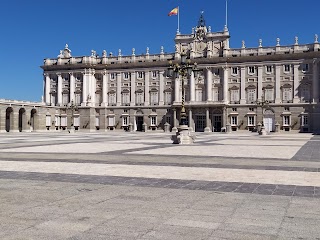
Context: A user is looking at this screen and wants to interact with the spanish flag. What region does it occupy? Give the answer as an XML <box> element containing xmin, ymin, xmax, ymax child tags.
<box><xmin>168</xmin><ymin>7</ymin><xmax>178</xmax><ymax>16</ymax></box>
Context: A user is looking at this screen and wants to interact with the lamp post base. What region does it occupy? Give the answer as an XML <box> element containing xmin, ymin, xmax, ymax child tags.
<box><xmin>68</xmin><ymin>127</ymin><xmax>75</xmax><ymax>134</ymax></box>
<box><xmin>259</xmin><ymin>126</ymin><xmax>267</xmax><ymax>136</ymax></box>
<box><xmin>171</xmin><ymin>125</ymin><xmax>196</xmax><ymax>144</ymax></box>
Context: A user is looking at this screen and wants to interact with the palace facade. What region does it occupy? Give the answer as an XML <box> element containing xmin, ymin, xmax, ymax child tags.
<box><xmin>2</xmin><ymin>14</ymin><xmax>320</xmax><ymax>133</ymax></box>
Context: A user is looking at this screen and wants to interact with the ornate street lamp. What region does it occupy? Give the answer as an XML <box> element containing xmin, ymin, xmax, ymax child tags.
<box><xmin>167</xmin><ymin>52</ymin><xmax>201</xmax><ymax>126</ymax></box>
<box><xmin>167</xmin><ymin>51</ymin><xmax>201</xmax><ymax>144</ymax></box>
<box><xmin>256</xmin><ymin>93</ymin><xmax>269</xmax><ymax>135</ymax></box>
<box><xmin>69</xmin><ymin>99</ymin><xmax>78</xmax><ymax>133</ymax></box>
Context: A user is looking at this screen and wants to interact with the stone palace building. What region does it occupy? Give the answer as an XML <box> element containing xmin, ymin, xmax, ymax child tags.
<box><xmin>1</xmin><ymin>14</ymin><xmax>320</xmax><ymax>133</ymax></box>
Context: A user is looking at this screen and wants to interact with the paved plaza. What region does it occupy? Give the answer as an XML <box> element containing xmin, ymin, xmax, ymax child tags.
<box><xmin>0</xmin><ymin>131</ymin><xmax>320</xmax><ymax>239</ymax></box>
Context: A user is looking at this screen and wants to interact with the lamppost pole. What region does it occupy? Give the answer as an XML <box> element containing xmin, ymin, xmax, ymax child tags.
<box><xmin>167</xmin><ymin>51</ymin><xmax>200</xmax><ymax>144</ymax></box>
<box><xmin>69</xmin><ymin>99</ymin><xmax>77</xmax><ymax>133</ymax></box>
<box><xmin>256</xmin><ymin>93</ymin><xmax>269</xmax><ymax>135</ymax></box>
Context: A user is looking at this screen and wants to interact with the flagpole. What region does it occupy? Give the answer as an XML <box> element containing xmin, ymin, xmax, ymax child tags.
<box><xmin>177</xmin><ymin>6</ymin><xmax>180</xmax><ymax>34</ymax></box>
<box><xmin>225</xmin><ymin>0</ymin><xmax>228</xmax><ymax>27</ymax></box>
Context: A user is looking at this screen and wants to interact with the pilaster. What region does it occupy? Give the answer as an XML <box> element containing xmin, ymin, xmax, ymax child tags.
<box><xmin>204</xmin><ymin>108</ymin><xmax>211</xmax><ymax>132</ymax></box>
<box><xmin>174</xmin><ymin>77</ymin><xmax>180</xmax><ymax>103</ymax></box>
<box><xmin>293</xmin><ymin>64</ymin><xmax>300</xmax><ymax>103</ymax></box>
<box><xmin>190</xmin><ymin>72</ymin><xmax>195</xmax><ymax>102</ymax></box>
<box><xmin>144</xmin><ymin>71</ymin><xmax>150</xmax><ymax>106</ymax></box>
<box><xmin>101</xmin><ymin>70</ymin><xmax>108</xmax><ymax>107</ymax></box>
<box><xmin>57</xmin><ymin>73</ymin><xmax>62</xmax><ymax>106</ymax></box>
<box><xmin>82</xmin><ymin>71</ymin><xmax>88</xmax><ymax>106</ymax></box>
<box><xmin>159</xmin><ymin>71</ymin><xmax>164</xmax><ymax>105</ymax></box>
<box><xmin>223</xmin><ymin>67</ymin><xmax>229</xmax><ymax>104</ymax></box>
<box><xmin>313</xmin><ymin>60</ymin><xmax>319</xmax><ymax>103</ymax></box>
<box><xmin>44</xmin><ymin>73</ymin><xmax>51</xmax><ymax>105</ymax></box>
<box><xmin>116</xmin><ymin>72</ymin><xmax>121</xmax><ymax>106</ymax></box>
<box><xmin>257</xmin><ymin>66</ymin><xmax>263</xmax><ymax>101</ymax></box>
<box><xmin>275</xmin><ymin>65</ymin><xmax>281</xmax><ymax>103</ymax></box>
<box><xmin>206</xmin><ymin>68</ymin><xmax>213</xmax><ymax>101</ymax></box>
<box><xmin>240</xmin><ymin>67</ymin><xmax>246</xmax><ymax>104</ymax></box>
<box><xmin>69</xmin><ymin>72</ymin><xmax>75</xmax><ymax>104</ymax></box>
<box><xmin>131</xmin><ymin>72</ymin><xmax>136</xmax><ymax>106</ymax></box>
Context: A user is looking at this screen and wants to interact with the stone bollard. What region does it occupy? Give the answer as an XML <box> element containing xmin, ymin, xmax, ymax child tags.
<box><xmin>164</xmin><ymin>122</ymin><xmax>171</xmax><ymax>133</ymax></box>
<box><xmin>226</xmin><ymin>123</ymin><xmax>232</xmax><ymax>133</ymax></box>
<box><xmin>275</xmin><ymin>122</ymin><xmax>280</xmax><ymax>133</ymax></box>
<box><xmin>128</xmin><ymin>123</ymin><xmax>133</xmax><ymax>132</ymax></box>
<box><xmin>142</xmin><ymin>123</ymin><xmax>147</xmax><ymax>132</ymax></box>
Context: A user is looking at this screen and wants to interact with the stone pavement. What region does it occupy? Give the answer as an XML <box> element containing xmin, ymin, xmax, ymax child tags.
<box><xmin>0</xmin><ymin>131</ymin><xmax>320</xmax><ymax>239</ymax></box>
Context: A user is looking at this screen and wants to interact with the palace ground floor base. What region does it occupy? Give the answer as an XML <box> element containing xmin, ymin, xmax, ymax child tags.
<box><xmin>0</xmin><ymin>132</ymin><xmax>320</xmax><ymax>239</ymax></box>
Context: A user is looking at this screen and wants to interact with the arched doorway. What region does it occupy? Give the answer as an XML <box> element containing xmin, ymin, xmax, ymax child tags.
<box><xmin>134</xmin><ymin>109</ymin><xmax>144</xmax><ymax>131</ymax></box>
<box><xmin>212</xmin><ymin>109</ymin><xmax>223</xmax><ymax>132</ymax></box>
<box><xmin>18</xmin><ymin>108</ymin><xmax>26</xmax><ymax>132</ymax></box>
<box><xmin>30</xmin><ymin>109</ymin><xmax>37</xmax><ymax>131</ymax></box>
<box><xmin>263</xmin><ymin>109</ymin><xmax>275</xmax><ymax>132</ymax></box>
<box><xmin>5</xmin><ymin>107</ymin><xmax>13</xmax><ymax>132</ymax></box>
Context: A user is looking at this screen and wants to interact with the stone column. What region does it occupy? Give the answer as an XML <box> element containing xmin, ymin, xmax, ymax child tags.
<box><xmin>206</xmin><ymin>68</ymin><xmax>213</xmax><ymax>101</ymax></box>
<box><xmin>204</xmin><ymin>108</ymin><xmax>211</xmax><ymax>132</ymax></box>
<box><xmin>223</xmin><ymin>107</ymin><xmax>227</xmax><ymax>128</ymax></box>
<box><xmin>313</xmin><ymin>60</ymin><xmax>319</xmax><ymax>103</ymax></box>
<box><xmin>116</xmin><ymin>72</ymin><xmax>121</xmax><ymax>106</ymax></box>
<box><xmin>82</xmin><ymin>71</ymin><xmax>88</xmax><ymax>106</ymax></box>
<box><xmin>144</xmin><ymin>71</ymin><xmax>150</xmax><ymax>106</ymax></box>
<box><xmin>275</xmin><ymin>65</ymin><xmax>281</xmax><ymax>103</ymax></box>
<box><xmin>159</xmin><ymin>71</ymin><xmax>164</xmax><ymax>105</ymax></box>
<box><xmin>240</xmin><ymin>67</ymin><xmax>246</xmax><ymax>104</ymax></box>
<box><xmin>69</xmin><ymin>72</ymin><xmax>75</xmax><ymax>104</ymax></box>
<box><xmin>90</xmin><ymin>72</ymin><xmax>96</xmax><ymax>107</ymax></box>
<box><xmin>174</xmin><ymin>77</ymin><xmax>180</xmax><ymax>103</ymax></box>
<box><xmin>12</xmin><ymin>111</ymin><xmax>19</xmax><ymax>133</ymax></box>
<box><xmin>172</xmin><ymin>108</ymin><xmax>178</xmax><ymax>132</ymax></box>
<box><xmin>188</xmin><ymin>108</ymin><xmax>194</xmax><ymax>131</ymax></box>
<box><xmin>190</xmin><ymin>72</ymin><xmax>195</xmax><ymax>102</ymax></box>
<box><xmin>293</xmin><ymin>64</ymin><xmax>300</xmax><ymax>103</ymax></box>
<box><xmin>44</xmin><ymin>73</ymin><xmax>51</xmax><ymax>105</ymax></box>
<box><xmin>102</xmin><ymin>70</ymin><xmax>108</xmax><ymax>107</ymax></box>
<box><xmin>223</xmin><ymin>67</ymin><xmax>229</xmax><ymax>104</ymax></box>
<box><xmin>131</xmin><ymin>72</ymin><xmax>136</xmax><ymax>106</ymax></box>
<box><xmin>57</xmin><ymin>73</ymin><xmax>62</xmax><ymax>106</ymax></box>
<box><xmin>257</xmin><ymin>66</ymin><xmax>263</xmax><ymax>101</ymax></box>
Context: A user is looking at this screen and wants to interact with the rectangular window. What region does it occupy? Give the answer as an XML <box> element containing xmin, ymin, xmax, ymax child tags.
<box><xmin>302</xmin><ymin>64</ymin><xmax>309</xmax><ymax>72</ymax></box>
<box><xmin>232</xmin><ymin>108</ymin><xmax>237</xmax><ymax>112</ymax></box>
<box><xmin>164</xmin><ymin>92</ymin><xmax>172</xmax><ymax>105</ymax></box>
<box><xmin>249</xmin><ymin>107</ymin><xmax>255</xmax><ymax>112</ymax></box>
<box><xmin>232</xmin><ymin>67</ymin><xmax>238</xmax><ymax>75</ymax></box>
<box><xmin>248</xmin><ymin>116</ymin><xmax>255</xmax><ymax>126</ymax></box>
<box><xmin>231</xmin><ymin>116</ymin><xmax>238</xmax><ymax>126</ymax></box>
<box><xmin>108</xmin><ymin>117</ymin><xmax>115</xmax><ymax>127</ymax></box>
<box><xmin>151</xmin><ymin>116</ymin><xmax>157</xmax><ymax>126</ymax></box>
<box><xmin>152</xmin><ymin>71</ymin><xmax>157</xmax><ymax>78</ymax></box>
<box><xmin>95</xmin><ymin>116</ymin><xmax>100</xmax><ymax>127</ymax></box>
<box><xmin>301</xmin><ymin>115</ymin><xmax>308</xmax><ymax>126</ymax></box>
<box><xmin>196</xmin><ymin>89</ymin><xmax>203</xmax><ymax>101</ymax></box>
<box><xmin>136</xmin><ymin>92</ymin><xmax>144</xmax><ymax>104</ymax></box>
<box><xmin>124</xmin><ymin>72</ymin><xmax>129</xmax><ymax>79</ymax></box>
<box><xmin>166</xmin><ymin>116</ymin><xmax>171</xmax><ymax>125</ymax></box>
<box><xmin>110</xmin><ymin>73</ymin><xmax>115</xmax><ymax>80</ymax></box>
<box><xmin>284</xmin><ymin>64</ymin><xmax>290</xmax><ymax>72</ymax></box>
<box><xmin>283</xmin><ymin>115</ymin><xmax>290</xmax><ymax>126</ymax></box>
<box><xmin>108</xmin><ymin>93</ymin><xmax>116</xmax><ymax>105</ymax></box>
<box><xmin>46</xmin><ymin>115</ymin><xmax>51</xmax><ymax>127</ymax></box>
<box><xmin>264</xmin><ymin>88</ymin><xmax>274</xmax><ymax>101</ymax></box>
<box><xmin>248</xmin><ymin>66</ymin><xmax>255</xmax><ymax>74</ymax></box>
<box><xmin>214</xmin><ymin>68</ymin><xmax>220</xmax><ymax>76</ymax></box>
<box><xmin>230</xmin><ymin>89</ymin><xmax>240</xmax><ymax>102</ymax></box>
<box><xmin>301</xmin><ymin>87</ymin><xmax>310</xmax><ymax>102</ymax></box>
<box><xmin>266</xmin><ymin>66</ymin><xmax>272</xmax><ymax>73</ymax></box>
<box><xmin>138</xmin><ymin>72</ymin><xmax>144</xmax><ymax>79</ymax></box>
<box><xmin>213</xmin><ymin>88</ymin><xmax>221</xmax><ymax>101</ymax></box>
<box><xmin>121</xmin><ymin>93</ymin><xmax>130</xmax><ymax>105</ymax></box>
<box><xmin>150</xmin><ymin>92</ymin><xmax>159</xmax><ymax>105</ymax></box>
<box><xmin>247</xmin><ymin>89</ymin><xmax>256</xmax><ymax>102</ymax></box>
<box><xmin>122</xmin><ymin>116</ymin><xmax>128</xmax><ymax>126</ymax></box>
<box><xmin>282</xmin><ymin>88</ymin><xmax>292</xmax><ymax>101</ymax></box>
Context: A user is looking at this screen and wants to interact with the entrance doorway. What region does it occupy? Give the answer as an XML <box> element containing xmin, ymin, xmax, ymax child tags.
<box><xmin>19</xmin><ymin>108</ymin><xmax>26</xmax><ymax>132</ymax></box>
<box><xmin>213</xmin><ymin>115</ymin><xmax>222</xmax><ymax>132</ymax></box>
<box><xmin>136</xmin><ymin>116</ymin><xmax>144</xmax><ymax>131</ymax></box>
<box><xmin>6</xmin><ymin>107</ymin><xmax>13</xmax><ymax>132</ymax></box>
<box><xmin>263</xmin><ymin>110</ymin><xmax>275</xmax><ymax>132</ymax></box>
<box><xmin>195</xmin><ymin>115</ymin><xmax>205</xmax><ymax>132</ymax></box>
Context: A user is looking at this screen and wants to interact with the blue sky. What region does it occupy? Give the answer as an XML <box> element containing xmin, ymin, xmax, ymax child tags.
<box><xmin>0</xmin><ymin>0</ymin><xmax>318</xmax><ymax>102</ymax></box>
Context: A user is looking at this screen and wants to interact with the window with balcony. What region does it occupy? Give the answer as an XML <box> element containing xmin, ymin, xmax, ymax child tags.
<box><xmin>121</xmin><ymin>91</ymin><xmax>130</xmax><ymax>105</ymax></box>
<box><xmin>248</xmin><ymin>116</ymin><xmax>255</xmax><ymax>126</ymax></box>
<box><xmin>282</xmin><ymin>86</ymin><xmax>292</xmax><ymax>102</ymax></box>
<box><xmin>230</xmin><ymin>89</ymin><xmax>240</xmax><ymax>103</ymax></box>
<box><xmin>164</xmin><ymin>91</ymin><xmax>172</xmax><ymax>105</ymax></box>
<box><xmin>247</xmin><ymin>88</ymin><xmax>256</xmax><ymax>103</ymax></box>
<box><xmin>150</xmin><ymin>90</ymin><xmax>159</xmax><ymax>105</ymax></box>
<box><xmin>136</xmin><ymin>91</ymin><xmax>144</xmax><ymax>105</ymax></box>
<box><xmin>108</xmin><ymin>93</ymin><xmax>116</xmax><ymax>105</ymax></box>
<box><xmin>264</xmin><ymin>87</ymin><xmax>274</xmax><ymax>102</ymax></box>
